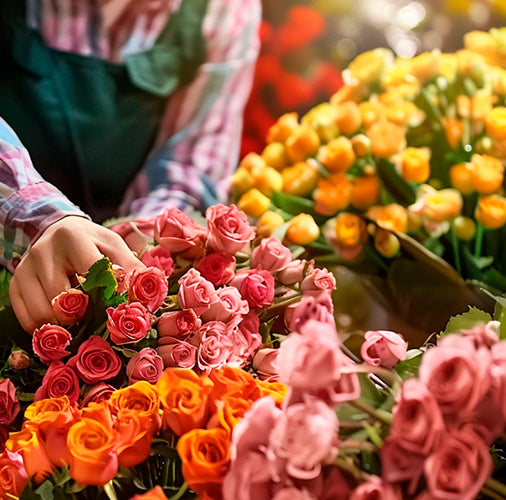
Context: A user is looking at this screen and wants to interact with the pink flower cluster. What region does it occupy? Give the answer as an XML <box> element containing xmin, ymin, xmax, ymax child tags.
<box><xmin>381</xmin><ymin>321</ymin><xmax>505</xmax><ymax>500</ymax></box>
<box><xmin>223</xmin><ymin>319</ymin><xmax>360</xmax><ymax>500</ymax></box>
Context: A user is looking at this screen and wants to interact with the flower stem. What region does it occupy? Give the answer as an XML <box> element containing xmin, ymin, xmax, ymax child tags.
<box><xmin>474</xmin><ymin>222</ymin><xmax>484</xmax><ymax>258</ymax></box>
<box><xmin>349</xmin><ymin>399</ymin><xmax>392</xmax><ymax>425</ymax></box>
<box><xmin>483</xmin><ymin>478</ymin><xmax>506</xmax><ymax>499</ymax></box>
<box><xmin>170</xmin><ymin>482</ymin><xmax>189</xmax><ymax>500</ymax></box>
<box><xmin>450</xmin><ymin>227</ymin><xmax>462</xmax><ymax>276</ymax></box>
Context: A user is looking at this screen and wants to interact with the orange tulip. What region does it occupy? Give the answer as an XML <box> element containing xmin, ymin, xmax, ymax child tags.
<box><xmin>350</xmin><ymin>175</ymin><xmax>380</xmax><ymax>210</ymax></box>
<box><xmin>313</xmin><ymin>173</ymin><xmax>351</xmax><ymax>215</ymax></box>
<box><xmin>285</xmin><ymin>213</ymin><xmax>320</xmax><ymax>245</ymax></box>
<box><xmin>334</xmin><ymin>213</ymin><xmax>368</xmax><ymax>247</ymax></box>
<box><xmin>267</xmin><ymin>112</ymin><xmax>300</xmax><ymax>143</ymax></box>
<box><xmin>285</xmin><ymin>125</ymin><xmax>321</xmax><ymax>163</ymax></box>
<box><xmin>470</xmin><ymin>153</ymin><xmax>504</xmax><ymax>194</ymax></box>
<box><xmin>335</xmin><ymin>101</ymin><xmax>362</xmax><ymax>135</ymax></box>
<box><xmin>475</xmin><ymin>195</ymin><xmax>506</xmax><ymax>229</ymax></box>
<box><xmin>238</xmin><ymin>152</ymin><xmax>266</xmax><ymax>172</ymax></box>
<box><xmin>449</xmin><ymin>163</ymin><xmax>475</xmax><ymax>195</ymax></box>
<box><xmin>399</xmin><ymin>147</ymin><xmax>431</xmax><ymax>184</ymax></box>
<box><xmin>485</xmin><ymin>106</ymin><xmax>506</xmax><ymax>159</ymax></box>
<box><xmin>359</xmin><ymin>100</ymin><xmax>386</xmax><ymax>129</ymax></box>
<box><xmin>366</xmin><ymin>120</ymin><xmax>407</xmax><ymax>159</ymax></box>
<box><xmin>177</xmin><ymin>428</ymin><xmax>230</xmax><ymax>499</ymax></box>
<box><xmin>442</xmin><ymin>116</ymin><xmax>463</xmax><ymax>150</ymax></box>
<box><xmin>157</xmin><ymin>368</ymin><xmax>214</xmax><ymax>436</ymax></box>
<box><xmin>251</xmin><ymin>166</ymin><xmax>283</xmax><ymax>197</ymax></box>
<box><xmin>281</xmin><ymin>161</ymin><xmax>319</xmax><ymax>196</ymax></box>
<box><xmin>376</xmin><ymin>204</ymin><xmax>408</xmax><ymax>233</ymax></box>
<box><xmin>317</xmin><ymin>136</ymin><xmax>356</xmax><ymax>173</ymax></box>
<box><xmin>423</xmin><ymin>189</ymin><xmax>463</xmax><ymax>222</ymax></box>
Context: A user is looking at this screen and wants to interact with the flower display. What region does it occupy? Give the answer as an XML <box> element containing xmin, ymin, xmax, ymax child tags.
<box><xmin>232</xmin><ymin>26</ymin><xmax>506</xmax><ymax>297</ymax></box>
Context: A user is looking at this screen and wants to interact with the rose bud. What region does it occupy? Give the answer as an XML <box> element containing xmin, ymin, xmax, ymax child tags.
<box><xmin>8</xmin><ymin>350</ymin><xmax>31</xmax><ymax>370</ymax></box>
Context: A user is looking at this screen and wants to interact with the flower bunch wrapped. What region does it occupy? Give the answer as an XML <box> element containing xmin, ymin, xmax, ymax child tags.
<box><xmin>231</xmin><ymin>26</ymin><xmax>506</xmax><ymax>297</ymax></box>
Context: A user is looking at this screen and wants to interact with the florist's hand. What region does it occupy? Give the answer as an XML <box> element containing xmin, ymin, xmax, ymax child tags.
<box><xmin>9</xmin><ymin>216</ymin><xmax>146</xmax><ymax>334</ymax></box>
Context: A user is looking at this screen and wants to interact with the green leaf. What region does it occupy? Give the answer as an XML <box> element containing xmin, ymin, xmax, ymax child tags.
<box><xmin>375</xmin><ymin>159</ymin><xmax>416</xmax><ymax>206</ymax></box>
<box><xmin>394</xmin><ymin>349</ymin><xmax>424</xmax><ymax>380</ymax></box>
<box><xmin>103</xmin><ymin>481</ymin><xmax>118</xmax><ymax>500</ymax></box>
<box><xmin>0</xmin><ymin>267</ymin><xmax>13</xmax><ymax>309</ymax></box>
<box><xmin>442</xmin><ymin>306</ymin><xmax>492</xmax><ymax>336</ymax></box>
<box><xmin>81</xmin><ymin>257</ymin><xmax>117</xmax><ymax>300</ymax></box>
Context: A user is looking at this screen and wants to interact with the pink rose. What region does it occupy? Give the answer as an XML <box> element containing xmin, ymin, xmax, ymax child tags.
<box><xmin>0</xmin><ymin>449</ymin><xmax>29</xmax><ymax>498</ymax></box>
<box><xmin>225</xmin><ymin>313</ymin><xmax>262</xmax><ymax>367</ymax></box>
<box><xmin>360</xmin><ymin>330</ymin><xmax>408</xmax><ymax>368</ymax></box>
<box><xmin>251</xmin><ymin>235</ymin><xmax>292</xmax><ymax>273</ymax></box>
<box><xmin>69</xmin><ymin>336</ymin><xmax>122</xmax><ymax>385</ymax></box>
<box><xmin>109</xmin><ymin>217</ymin><xmax>155</xmax><ymax>252</ymax></box>
<box><xmin>491</xmin><ymin>340</ymin><xmax>506</xmax><ymax>420</ymax></box>
<box><xmin>349</xmin><ymin>475</ymin><xmax>402</xmax><ymax>500</ymax></box>
<box><xmin>389</xmin><ymin>378</ymin><xmax>444</xmax><ymax>455</ymax></box>
<box><xmin>252</xmin><ymin>348</ymin><xmax>279</xmax><ymax>380</ymax></box>
<box><xmin>195</xmin><ymin>252</ymin><xmax>236</xmax><ymax>286</ymax></box>
<box><xmin>380</xmin><ymin>436</ymin><xmax>425</xmax><ymax>485</ymax></box>
<box><xmin>277</xmin><ymin>259</ymin><xmax>313</xmax><ymax>286</ymax></box>
<box><xmin>32</xmin><ymin>324</ymin><xmax>72</xmax><ymax>364</ymax></box>
<box><xmin>0</xmin><ymin>379</ymin><xmax>20</xmax><ymax>426</ymax></box>
<box><xmin>276</xmin><ymin>320</ymin><xmax>348</xmax><ymax>391</ymax></box>
<box><xmin>459</xmin><ymin>320</ymin><xmax>500</xmax><ymax>348</ymax></box>
<box><xmin>206</xmin><ymin>204</ymin><xmax>255</xmax><ymax>254</ymax></box>
<box><xmin>157</xmin><ymin>310</ymin><xmax>201</xmax><ymax>340</ymax></box>
<box><xmin>201</xmin><ymin>286</ymin><xmax>249</xmax><ymax>323</ymax></box>
<box><xmin>107</xmin><ymin>302</ymin><xmax>152</xmax><ymax>345</ymax></box>
<box><xmin>197</xmin><ymin>330</ymin><xmax>233</xmax><ymax>373</ymax></box>
<box><xmin>424</xmin><ymin>429</ymin><xmax>493</xmax><ymax>500</ymax></box>
<box><xmin>300</xmin><ymin>267</ymin><xmax>337</xmax><ymax>296</ymax></box>
<box><xmin>285</xmin><ymin>294</ymin><xmax>335</xmax><ymax>332</ymax></box>
<box><xmin>268</xmin><ymin>399</ymin><xmax>338</xmax><ymax>480</ymax></box>
<box><xmin>299</xmin><ymin>370</ymin><xmax>360</xmax><ymax>407</ymax></box>
<box><xmin>320</xmin><ymin>466</ymin><xmax>354</xmax><ymax>500</ymax></box>
<box><xmin>34</xmin><ymin>361</ymin><xmax>80</xmax><ymax>403</ymax></box>
<box><xmin>419</xmin><ymin>334</ymin><xmax>491</xmax><ymax>416</ymax></box>
<box><xmin>80</xmin><ymin>382</ymin><xmax>116</xmax><ymax>407</ymax></box>
<box><xmin>272</xmin><ymin>487</ymin><xmax>313</xmax><ymax>500</ymax></box>
<box><xmin>127</xmin><ymin>266</ymin><xmax>168</xmax><ymax>313</ymax></box>
<box><xmin>141</xmin><ymin>245</ymin><xmax>174</xmax><ymax>276</ymax></box>
<box><xmin>231</xmin><ymin>269</ymin><xmax>275</xmax><ymax>309</ymax></box>
<box><xmin>51</xmin><ymin>289</ymin><xmax>89</xmax><ymax>326</ymax></box>
<box><xmin>177</xmin><ymin>269</ymin><xmax>219</xmax><ymax>316</ymax></box>
<box><xmin>156</xmin><ymin>338</ymin><xmax>197</xmax><ymax>369</ymax></box>
<box><xmin>126</xmin><ymin>348</ymin><xmax>164</xmax><ymax>385</ymax></box>
<box><xmin>7</xmin><ymin>350</ymin><xmax>31</xmax><ymax>370</ymax></box>
<box><xmin>154</xmin><ymin>207</ymin><xmax>207</xmax><ymax>255</ymax></box>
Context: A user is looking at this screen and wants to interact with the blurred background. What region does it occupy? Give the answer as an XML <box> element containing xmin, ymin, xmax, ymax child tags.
<box><xmin>241</xmin><ymin>0</ymin><xmax>506</xmax><ymax>156</ymax></box>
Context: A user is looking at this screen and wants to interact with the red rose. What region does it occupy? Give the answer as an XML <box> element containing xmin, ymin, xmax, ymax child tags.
<box><xmin>157</xmin><ymin>310</ymin><xmax>201</xmax><ymax>340</ymax></box>
<box><xmin>107</xmin><ymin>302</ymin><xmax>152</xmax><ymax>345</ymax></box>
<box><xmin>34</xmin><ymin>361</ymin><xmax>80</xmax><ymax>403</ymax></box>
<box><xmin>195</xmin><ymin>252</ymin><xmax>236</xmax><ymax>286</ymax></box>
<box><xmin>0</xmin><ymin>379</ymin><xmax>20</xmax><ymax>426</ymax></box>
<box><xmin>51</xmin><ymin>289</ymin><xmax>89</xmax><ymax>326</ymax></box>
<box><xmin>126</xmin><ymin>348</ymin><xmax>164</xmax><ymax>385</ymax></box>
<box><xmin>206</xmin><ymin>204</ymin><xmax>255</xmax><ymax>255</ymax></box>
<box><xmin>231</xmin><ymin>269</ymin><xmax>275</xmax><ymax>309</ymax></box>
<box><xmin>141</xmin><ymin>245</ymin><xmax>174</xmax><ymax>276</ymax></box>
<box><xmin>32</xmin><ymin>324</ymin><xmax>72</xmax><ymax>364</ymax></box>
<box><xmin>128</xmin><ymin>266</ymin><xmax>168</xmax><ymax>313</ymax></box>
<box><xmin>69</xmin><ymin>336</ymin><xmax>122</xmax><ymax>384</ymax></box>
<box><xmin>177</xmin><ymin>269</ymin><xmax>219</xmax><ymax>316</ymax></box>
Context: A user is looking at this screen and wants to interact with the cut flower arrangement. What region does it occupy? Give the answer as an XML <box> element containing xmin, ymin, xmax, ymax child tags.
<box><xmin>0</xmin><ymin>204</ymin><xmax>504</xmax><ymax>499</ymax></box>
<box><xmin>231</xmin><ymin>26</ymin><xmax>506</xmax><ymax>298</ymax></box>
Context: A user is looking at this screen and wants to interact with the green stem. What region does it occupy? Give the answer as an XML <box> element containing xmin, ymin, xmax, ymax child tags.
<box><xmin>483</xmin><ymin>478</ymin><xmax>506</xmax><ymax>499</ymax></box>
<box><xmin>170</xmin><ymin>482</ymin><xmax>189</xmax><ymax>500</ymax></box>
<box><xmin>474</xmin><ymin>222</ymin><xmax>484</xmax><ymax>258</ymax></box>
<box><xmin>349</xmin><ymin>399</ymin><xmax>392</xmax><ymax>425</ymax></box>
<box><xmin>450</xmin><ymin>227</ymin><xmax>462</xmax><ymax>276</ymax></box>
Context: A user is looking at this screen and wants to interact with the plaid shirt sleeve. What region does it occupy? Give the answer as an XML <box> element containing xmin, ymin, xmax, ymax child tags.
<box><xmin>0</xmin><ymin>118</ymin><xmax>88</xmax><ymax>270</ymax></box>
<box><xmin>119</xmin><ymin>0</ymin><xmax>261</xmax><ymax>217</ymax></box>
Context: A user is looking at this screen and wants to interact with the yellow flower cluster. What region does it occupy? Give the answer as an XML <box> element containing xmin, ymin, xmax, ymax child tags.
<box><xmin>232</xmin><ymin>26</ymin><xmax>506</xmax><ymax>284</ymax></box>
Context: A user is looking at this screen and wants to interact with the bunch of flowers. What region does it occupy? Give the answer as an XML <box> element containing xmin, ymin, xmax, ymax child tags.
<box><xmin>232</xmin><ymin>26</ymin><xmax>506</xmax><ymax>295</ymax></box>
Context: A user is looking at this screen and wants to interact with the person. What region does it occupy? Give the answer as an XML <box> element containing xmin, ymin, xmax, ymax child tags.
<box><xmin>0</xmin><ymin>0</ymin><xmax>261</xmax><ymax>333</ymax></box>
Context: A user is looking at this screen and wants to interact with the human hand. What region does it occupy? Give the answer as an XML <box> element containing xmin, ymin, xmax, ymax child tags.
<box><xmin>9</xmin><ymin>216</ymin><xmax>146</xmax><ymax>333</ymax></box>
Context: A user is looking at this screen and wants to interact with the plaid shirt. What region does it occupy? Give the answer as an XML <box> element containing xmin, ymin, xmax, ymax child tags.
<box><xmin>0</xmin><ymin>0</ymin><xmax>260</xmax><ymax>269</ymax></box>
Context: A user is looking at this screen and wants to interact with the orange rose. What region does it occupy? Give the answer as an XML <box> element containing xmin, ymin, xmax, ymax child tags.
<box><xmin>67</xmin><ymin>417</ymin><xmax>119</xmax><ymax>487</ymax></box>
<box><xmin>212</xmin><ymin>396</ymin><xmax>253</xmax><ymax>434</ymax></box>
<box><xmin>157</xmin><ymin>368</ymin><xmax>214</xmax><ymax>436</ymax></box>
<box><xmin>209</xmin><ymin>366</ymin><xmax>260</xmax><ymax>402</ymax></box>
<box><xmin>256</xmin><ymin>379</ymin><xmax>287</xmax><ymax>406</ymax></box>
<box><xmin>129</xmin><ymin>485</ymin><xmax>169</xmax><ymax>500</ymax></box>
<box><xmin>313</xmin><ymin>173</ymin><xmax>351</xmax><ymax>215</ymax></box>
<box><xmin>177</xmin><ymin>428</ymin><xmax>230</xmax><ymax>498</ymax></box>
<box><xmin>442</xmin><ymin>117</ymin><xmax>463</xmax><ymax>150</ymax></box>
<box><xmin>475</xmin><ymin>195</ymin><xmax>506</xmax><ymax>229</ymax></box>
<box><xmin>366</xmin><ymin>120</ymin><xmax>406</xmax><ymax>159</ymax></box>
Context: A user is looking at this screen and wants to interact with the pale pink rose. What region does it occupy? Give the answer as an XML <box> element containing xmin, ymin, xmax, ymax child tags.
<box><xmin>141</xmin><ymin>245</ymin><xmax>174</xmax><ymax>276</ymax></box>
<box><xmin>68</xmin><ymin>335</ymin><xmax>122</xmax><ymax>385</ymax></box>
<box><xmin>389</xmin><ymin>378</ymin><xmax>444</xmax><ymax>455</ymax></box>
<box><xmin>349</xmin><ymin>475</ymin><xmax>402</xmax><ymax>500</ymax></box>
<box><xmin>424</xmin><ymin>429</ymin><xmax>493</xmax><ymax>500</ymax></box>
<box><xmin>267</xmin><ymin>399</ymin><xmax>338</xmax><ymax>480</ymax></box>
<box><xmin>491</xmin><ymin>340</ymin><xmax>506</xmax><ymax>420</ymax></box>
<box><xmin>206</xmin><ymin>204</ymin><xmax>255</xmax><ymax>254</ymax></box>
<box><xmin>195</xmin><ymin>252</ymin><xmax>236</xmax><ymax>286</ymax></box>
<box><xmin>51</xmin><ymin>289</ymin><xmax>89</xmax><ymax>326</ymax></box>
<box><xmin>380</xmin><ymin>436</ymin><xmax>425</xmax><ymax>485</ymax></box>
<box><xmin>0</xmin><ymin>379</ymin><xmax>20</xmax><ymax>426</ymax></box>
<box><xmin>126</xmin><ymin>348</ymin><xmax>164</xmax><ymax>385</ymax></box>
<box><xmin>34</xmin><ymin>361</ymin><xmax>80</xmax><ymax>403</ymax></box>
<box><xmin>127</xmin><ymin>266</ymin><xmax>168</xmax><ymax>313</ymax></box>
<box><xmin>277</xmin><ymin>259</ymin><xmax>313</xmax><ymax>286</ymax></box>
<box><xmin>361</xmin><ymin>330</ymin><xmax>408</xmax><ymax>368</ymax></box>
<box><xmin>226</xmin><ymin>322</ymin><xmax>262</xmax><ymax>368</ymax></box>
<box><xmin>154</xmin><ymin>207</ymin><xmax>207</xmax><ymax>254</ymax></box>
<box><xmin>300</xmin><ymin>267</ymin><xmax>337</xmax><ymax>296</ymax></box>
<box><xmin>32</xmin><ymin>324</ymin><xmax>72</xmax><ymax>364</ymax></box>
<box><xmin>271</xmin><ymin>487</ymin><xmax>313</xmax><ymax>500</ymax></box>
<box><xmin>251</xmin><ymin>235</ymin><xmax>293</xmax><ymax>273</ymax></box>
<box><xmin>156</xmin><ymin>338</ymin><xmax>197</xmax><ymax>369</ymax></box>
<box><xmin>231</xmin><ymin>269</ymin><xmax>275</xmax><ymax>309</ymax></box>
<box><xmin>223</xmin><ymin>397</ymin><xmax>282</xmax><ymax>500</ymax></box>
<box><xmin>0</xmin><ymin>449</ymin><xmax>29</xmax><ymax>498</ymax></box>
<box><xmin>297</xmin><ymin>370</ymin><xmax>360</xmax><ymax>406</ymax></box>
<box><xmin>458</xmin><ymin>320</ymin><xmax>500</xmax><ymax>348</ymax></box>
<box><xmin>201</xmin><ymin>286</ymin><xmax>249</xmax><ymax>323</ymax></box>
<box><xmin>252</xmin><ymin>348</ymin><xmax>279</xmax><ymax>380</ymax></box>
<box><xmin>106</xmin><ymin>302</ymin><xmax>152</xmax><ymax>345</ymax></box>
<box><xmin>157</xmin><ymin>309</ymin><xmax>201</xmax><ymax>340</ymax></box>
<box><xmin>197</xmin><ymin>330</ymin><xmax>233</xmax><ymax>373</ymax></box>
<box><xmin>276</xmin><ymin>320</ymin><xmax>346</xmax><ymax>391</ymax></box>
<box><xmin>7</xmin><ymin>350</ymin><xmax>31</xmax><ymax>370</ymax></box>
<box><xmin>80</xmin><ymin>382</ymin><xmax>116</xmax><ymax>407</ymax></box>
<box><xmin>285</xmin><ymin>294</ymin><xmax>335</xmax><ymax>332</ymax></box>
<box><xmin>177</xmin><ymin>269</ymin><xmax>219</xmax><ymax>316</ymax></box>
<box><xmin>419</xmin><ymin>334</ymin><xmax>492</xmax><ymax>416</ymax></box>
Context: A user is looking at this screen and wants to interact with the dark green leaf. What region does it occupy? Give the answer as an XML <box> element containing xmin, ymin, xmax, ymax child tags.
<box><xmin>81</xmin><ymin>258</ymin><xmax>117</xmax><ymax>300</ymax></box>
<box><xmin>376</xmin><ymin>159</ymin><xmax>416</xmax><ymax>206</ymax></box>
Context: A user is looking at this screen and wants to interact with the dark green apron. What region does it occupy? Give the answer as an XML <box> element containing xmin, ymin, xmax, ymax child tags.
<box><xmin>0</xmin><ymin>0</ymin><xmax>208</xmax><ymax>222</ymax></box>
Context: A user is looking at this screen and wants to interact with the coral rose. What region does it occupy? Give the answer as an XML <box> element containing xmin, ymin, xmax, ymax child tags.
<box><xmin>195</xmin><ymin>252</ymin><xmax>236</xmax><ymax>286</ymax></box>
<box><xmin>32</xmin><ymin>324</ymin><xmax>72</xmax><ymax>364</ymax></box>
<box><xmin>128</xmin><ymin>266</ymin><xmax>168</xmax><ymax>313</ymax></box>
<box><xmin>106</xmin><ymin>302</ymin><xmax>152</xmax><ymax>345</ymax></box>
<box><xmin>0</xmin><ymin>379</ymin><xmax>20</xmax><ymax>426</ymax></box>
<box><xmin>157</xmin><ymin>309</ymin><xmax>201</xmax><ymax>339</ymax></box>
<box><xmin>251</xmin><ymin>235</ymin><xmax>292</xmax><ymax>273</ymax></box>
<box><xmin>126</xmin><ymin>348</ymin><xmax>164</xmax><ymax>385</ymax></box>
<box><xmin>200</xmin><ymin>286</ymin><xmax>249</xmax><ymax>323</ymax></box>
<box><xmin>156</xmin><ymin>338</ymin><xmax>197</xmax><ymax>369</ymax></box>
<box><xmin>51</xmin><ymin>289</ymin><xmax>89</xmax><ymax>326</ymax></box>
<box><xmin>141</xmin><ymin>245</ymin><xmax>174</xmax><ymax>276</ymax></box>
<box><xmin>0</xmin><ymin>449</ymin><xmax>28</xmax><ymax>498</ymax></box>
<box><xmin>34</xmin><ymin>361</ymin><xmax>80</xmax><ymax>403</ymax></box>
